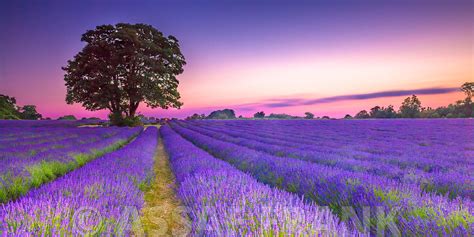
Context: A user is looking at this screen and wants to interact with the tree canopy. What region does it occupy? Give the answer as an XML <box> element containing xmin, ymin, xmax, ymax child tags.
<box><xmin>0</xmin><ymin>94</ymin><xmax>21</xmax><ymax>119</ymax></box>
<box><xmin>399</xmin><ymin>95</ymin><xmax>422</xmax><ymax>118</ymax></box>
<box><xmin>253</xmin><ymin>111</ymin><xmax>265</xmax><ymax>118</ymax></box>
<box><xmin>461</xmin><ymin>82</ymin><xmax>473</xmax><ymax>100</ymax></box>
<box><xmin>207</xmin><ymin>109</ymin><xmax>236</xmax><ymax>119</ymax></box>
<box><xmin>63</xmin><ymin>23</ymin><xmax>186</xmax><ymax>125</ymax></box>
<box><xmin>0</xmin><ymin>94</ymin><xmax>42</xmax><ymax>120</ymax></box>
<box><xmin>20</xmin><ymin>105</ymin><xmax>42</xmax><ymax>120</ymax></box>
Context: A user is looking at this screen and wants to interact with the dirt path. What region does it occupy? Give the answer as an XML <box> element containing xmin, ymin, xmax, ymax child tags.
<box><xmin>140</xmin><ymin>136</ymin><xmax>190</xmax><ymax>236</ymax></box>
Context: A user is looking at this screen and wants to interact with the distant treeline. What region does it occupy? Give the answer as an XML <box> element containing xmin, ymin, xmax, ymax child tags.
<box><xmin>350</xmin><ymin>82</ymin><xmax>473</xmax><ymax>119</ymax></box>
<box><xmin>187</xmin><ymin>82</ymin><xmax>473</xmax><ymax>120</ymax></box>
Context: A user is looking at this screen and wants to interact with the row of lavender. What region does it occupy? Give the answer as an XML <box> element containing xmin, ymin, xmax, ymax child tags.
<box><xmin>161</xmin><ymin>125</ymin><xmax>361</xmax><ymax>236</ymax></box>
<box><xmin>169</xmin><ymin>121</ymin><xmax>474</xmax><ymax>235</ymax></box>
<box><xmin>179</xmin><ymin>120</ymin><xmax>473</xmax><ymax>200</ymax></box>
<box><xmin>0</xmin><ymin>127</ymin><xmax>157</xmax><ymax>235</ymax></box>
<box><xmin>0</xmin><ymin>124</ymin><xmax>142</xmax><ymax>203</ymax></box>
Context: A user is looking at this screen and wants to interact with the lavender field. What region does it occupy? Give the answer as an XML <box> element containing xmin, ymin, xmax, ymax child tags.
<box><xmin>168</xmin><ymin>119</ymin><xmax>474</xmax><ymax>236</ymax></box>
<box><xmin>0</xmin><ymin>119</ymin><xmax>473</xmax><ymax>236</ymax></box>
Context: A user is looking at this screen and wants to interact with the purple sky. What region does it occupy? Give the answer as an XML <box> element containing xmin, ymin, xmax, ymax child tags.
<box><xmin>0</xmin><ymin>0</ymin><xmax>472</xmax><ymax>118</ymax></box>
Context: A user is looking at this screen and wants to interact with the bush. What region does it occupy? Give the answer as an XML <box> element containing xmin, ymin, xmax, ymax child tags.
<box><xmin>108</xmin><ymin>112</ymin><xmax>142</xmax><ymax>126</ymax></box>
<box><xmin>207</xmin><ymin>109</ymin><xmax>236</xmax><ymax>119</ymax></box>
<box><xmin>57</xmin><ymin>115</ymin><xmax>77</xmax><ymax>120</ymax></box>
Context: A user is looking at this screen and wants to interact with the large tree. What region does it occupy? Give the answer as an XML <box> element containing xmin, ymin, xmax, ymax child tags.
<box><xmin>63</xmin><ymin>23</ymin><xmax>185</xmax><ymax>122</ymax></box>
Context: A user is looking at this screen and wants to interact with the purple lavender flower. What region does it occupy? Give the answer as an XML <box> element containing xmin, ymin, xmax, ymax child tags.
<box><xmin>0</xmin><ymin>127</ymin><xmax>157</xmax><ymax>235</ymax></box>
<box><xmin>161</xmin><ymin>125</ymin><xmax>361</xmax><ymax>236</ymax></box>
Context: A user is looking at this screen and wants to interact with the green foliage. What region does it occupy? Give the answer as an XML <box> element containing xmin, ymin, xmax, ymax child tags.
<box><xmin>108</xmin><ymin>112</ymin><xmax>142</xmax><ymax>127</ymax></box>
<box><xmin>267</xmin><ymin>113</ymin><xmax>297</xmax><ymax>119</ymax></box>
<box><xmin>185</xmin><ymin>113</ymin><xmax>206</xmax><ymax>120</ymax></box>
<box><xmin>253</xmin><ymin>111</ymin><xmax>265</xmax><ymax>118</ymax></box>
<box><xmin>355</xmin><ymin>110</ymin><xmax>370</xmax><ymax>119</ymax></box>
<box><xmin>0</xmin><ymin>136</ymin><xmax>132</xmax><ymax>203</ymax></box>
<box><xmin>27</xmin><ymin>161</ymin><xmax>74</xmax><ymax>188</ymax></box>
<box><xmin>0</xmin><ymin>175</ymin><xmax>29</xmax><ymax>203</ymax></box>
<box><xmin>57</xmin><ymin>115</ymin><xmax>77</xmax><ymax>120</ymax></box>
<box><xmin>20</xmin><ymin>105</ymin><xmax>42</xmax><ymax>120</ymax></box>
<box><xmin>0</xmin><ymin>94</ymin><xmax>44</xmax><ymax>120</ymax></box>
<box><xmin>369</xmin><ymin>105</ymin><xmax>398</xmax><ymax>118</ymax></box>
<box><xmin>207</xmin><ymin>109</ymin><xmax>236</xmax><ymax>119</ymax></box>
<box><xmin>353</xmin><ymin>82</ymin><xmax>474</xmax><ymax>119</ymax></box>
<box><xmin>399</xmin><ymin>95</ymin><xmax>422</xmax><ymax>118</ymax></box>
<box><xmin>63</xmin><ymin>23</ymin><xmax>186</xmax><ymax>124</ymax></box>
<box><xmin>0</xmin><ymin>94</ymin><xmax>21</xmax><ymax>120</ymax></box>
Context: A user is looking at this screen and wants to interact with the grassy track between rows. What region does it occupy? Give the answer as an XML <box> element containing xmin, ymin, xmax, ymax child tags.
<box><xmin>140</xmin><ymin>134</ymin><xmax>190</xmax><ymax>236</ymax></box>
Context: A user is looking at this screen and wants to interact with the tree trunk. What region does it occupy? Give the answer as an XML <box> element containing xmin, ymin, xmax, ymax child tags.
<box><xmin>129</xmin><ymin>101</ymin><xmax>139</xmax><ymax>118</ymax></box>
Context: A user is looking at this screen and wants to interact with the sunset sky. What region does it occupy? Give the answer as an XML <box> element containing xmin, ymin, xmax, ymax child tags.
<box><xmin>0</xmin><ymin>0</ymin><xmax>472</xmax><ymax>119</ymax></box>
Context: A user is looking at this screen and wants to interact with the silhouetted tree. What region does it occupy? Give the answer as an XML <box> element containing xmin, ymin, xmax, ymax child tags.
<box><xmin>370</xmin><ymin>105</ymin><xmax>397</xmax><ymax>118</ymax></box>
<box><xmin>207</xmin><ymin>109</ymin><xmax>236</xmax><ymax>119</ymax></box>
<box><xmin>186</xmin><ymin>113</ymin><xmax>205</xmax><ymax>120</ymax></box>
<box><xmin>355</xmin><ymin>110</ymin><xmax>370</xmax><ymax>119</ymax></box>
<box><xmin>369</xmin><ymin>106</ymin><xmax>381</xmax><ymax>118</ymax></box>
<box><xmin>461</xmin><ymin>82</ymin><xmax>474</xmax><ymax>100</ymax></box>
<box><xmin>63</xmin><ymin>23</ymin><xmax>186</xmax><ymax>126</ymax></box>
<box><xmin>399</xmin><ymin>95</ymin><xmax>422</xmax><ymax>118</ymax></box>
<box><xmin>253</xmin><ymin>111</ymin><xmax>265</xmax><ymax>118</ymax></box>
<box><xmin>344</xmin><ymin>114</ymin><xmax>353</xmax><ymax>119</ymax></box>
<box><xmin>304</xmin><ymin>112</ymin><xmax>314</xmax><ymax>119</ymax></box>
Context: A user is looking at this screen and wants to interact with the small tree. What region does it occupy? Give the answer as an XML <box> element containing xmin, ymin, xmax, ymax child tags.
<box><xmin>370</xmin><ymin>105</ymin><xmax>397</xmax><ymax>118</ymax></box>
<box><xmin>399</xmin><ymin>95</ymin><xmax>422</xmax><ymax>118</ymax></box>
<box><xmin>304</xmin><ymin>112</ymin><xmax>314</xmax><ymax>119</ymax></box>
<box><xmin>384</xmin><ymin>105</ymin><xmax>398</xmax><ymax>118</ymax></box>
<box><xmin>20</xmin><ymin>105</ymin><xmax>42</xmax><ymax>120</ymax></box>
<box><xmin>461</xmin><ymin>82</ymin><xmax>474</xmax><ymax>100</ymax></box>
<box><xmin>63</xmin><ymin>23</ymin><xmax>186</xmax><ymax>126</ymax></box>
<box><xmin>207</xmin><ymin>109</ymin><xmax>236</xmax><ymax>119</ymax></box>
<box><xmin>369</xmin><ymin>106</ymin><xmax>381</xmax><ymax>118</ymax></box>
<box><xmin>253</xmin><ymin>111</ymin><xmax>265</xmax><ymax>118</ymax></box>
<box><xmin>344</xmin><ymin>114</ymin><xmax>353</xmax><ymax>119</ymax></box>
<box><xmin>355</xmin><ymin>110</ymin><xmax>370</xmax><ymax>119</ymax></box>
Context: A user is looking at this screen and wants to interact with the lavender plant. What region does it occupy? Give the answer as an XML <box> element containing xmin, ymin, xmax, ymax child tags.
<box><xmin>0</xmin><ymin>124</ymin><xmax>142</xmax><ymax>203</ymax></box>
<box><xmin>170</xmin><ymin>121</ymin><xmax>473</xmax><ymax>236</ymax></box>
<box><xmin>161</xmin><ymin>125</ymin><xmax>360</xmax><ymax>236</ymax></box>
<box><xmin>0</xmin><ymin>127</ymin><xmax>157</xmax><ymax>235</ymax></box>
